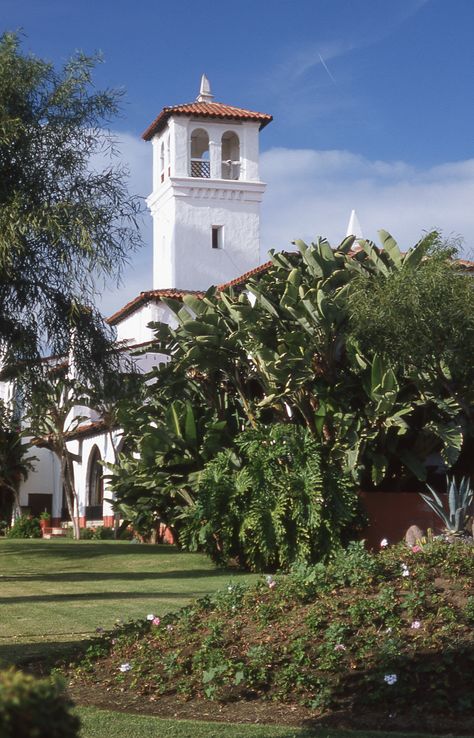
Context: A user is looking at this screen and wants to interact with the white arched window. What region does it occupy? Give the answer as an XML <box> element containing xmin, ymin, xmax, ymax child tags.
<box><xmin>221</xmin><ymin>131</ymin><xmax>240</xmax><ymax>180</ymax></box>
<box><xmin>190</xmin><ymin>128</ymin><xmax>210</xmax><ymax>178</ymax></box>
<box><xmin>166</xmin><ymin>135</ymin><xmax>171</xmax><ymax>177</ymax></box>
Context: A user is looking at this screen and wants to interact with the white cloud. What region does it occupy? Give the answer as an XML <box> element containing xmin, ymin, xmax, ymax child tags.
<box><xmin>260</xmin><ymin>147</ymin><xmax>474</xmax><ymax>258</ymax></box>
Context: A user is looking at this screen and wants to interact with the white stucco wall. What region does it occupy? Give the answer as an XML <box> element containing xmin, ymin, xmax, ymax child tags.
<box><xmin>0</xmin><ymin>379</ymin><xmax>14</xmax><ymax>407</ymax></box>
<box><xmin>115</xmin><ymin>301</ymin><xmax>178</xmax><ymax>345</ymax></box>
<box><xmin>19</xmin><ymin>446</ymin><xmax>61</xmax><ymax>516</ymax></box>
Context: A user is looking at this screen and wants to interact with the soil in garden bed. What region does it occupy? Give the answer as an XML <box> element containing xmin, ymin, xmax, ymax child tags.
<box><xmin>68</xmin><ymin>680</ymin><xmax>474</xmax><ymax>735</ymax></box>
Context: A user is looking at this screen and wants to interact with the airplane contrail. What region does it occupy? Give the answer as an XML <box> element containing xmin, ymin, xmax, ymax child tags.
<box><xmin>318</xmin><ymin>53</ymin><xmax>337</xmax><ymax>85</ymax></box>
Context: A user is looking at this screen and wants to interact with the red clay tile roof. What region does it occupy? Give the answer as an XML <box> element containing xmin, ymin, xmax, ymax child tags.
<box><xmin>107</xmin><ymin>289</ymin><xmax>204</xmax><ymax>326</ymax></box>
<box><xmin>217</xmin><ymin>260</ymin><xmax>273</xmax><ymax>291</ymax></box>
<box><xmin>32</xmin><ymin>420</ymin><xmax>111</xmax><ymax>446</ymax></box>
<box><xmin>457</xmin><ymin>259</ymin><xmax>474</xmax><ymax>271</ymax></box>
<box><xmin>106</xmin><ymin>264</ymin><xmax>277</xmax><ymax>325</ymax></box>
<box><xmin>142</xmin><ymin>101</ymin><xmax>273</xmax><ymax>140</ymax></box>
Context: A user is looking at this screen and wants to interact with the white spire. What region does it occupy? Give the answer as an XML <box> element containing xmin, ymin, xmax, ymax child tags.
<box><xmin>346</xmin><ymin>209</ymin><xmax>363</xmax><ymax>240</ymax></box>
<box><xmin>196</xmin><ymin>74</ymin><xmax>214</xmax><ymax>103</ymax></box>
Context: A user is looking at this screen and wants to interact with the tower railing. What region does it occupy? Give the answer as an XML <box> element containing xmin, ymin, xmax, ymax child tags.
<box><xmin>190</xmin><ymin>159</ymin><xmax>210</xmax><ymax>178</ymax></box>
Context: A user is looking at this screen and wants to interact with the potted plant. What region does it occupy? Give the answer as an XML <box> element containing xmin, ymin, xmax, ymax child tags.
<box><xmin>39</xmin><ymin>511</ymin><xmax>51</xmax><ymax>534</ymax></box>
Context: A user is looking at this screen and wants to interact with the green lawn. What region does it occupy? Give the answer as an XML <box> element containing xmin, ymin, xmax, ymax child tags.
<box><xmin>0</xmin><ymin>538</ymin><xmax>256</xmax><ymax>665</ymax></box>
<box><xmin>77</xmin><ymin>707</ymin><xmax>470</xmax><ymax>738</ymax></box>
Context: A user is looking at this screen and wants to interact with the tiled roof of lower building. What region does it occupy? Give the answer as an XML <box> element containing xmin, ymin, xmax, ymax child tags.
<box><xmin>107</xmin><ymin>289</ymin><xmax>204</xmax><ymax>326</ymax></box>
<box><xmin>32</xmin><ymin>419</ymin><xmax>112</xmax><ymax>446</ymax></box>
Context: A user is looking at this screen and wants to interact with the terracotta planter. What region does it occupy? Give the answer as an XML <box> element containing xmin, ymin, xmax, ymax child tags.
<box><xmin>39</xmin><ymin>518</ymin><xmax>50</xmax><ymax>534</ymax></box>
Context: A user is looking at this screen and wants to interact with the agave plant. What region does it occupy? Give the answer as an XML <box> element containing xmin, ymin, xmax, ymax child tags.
<box><xmin>420</xmin><ymin>476</ymin><xmax>473</xmax><ymax>535</ymax></box>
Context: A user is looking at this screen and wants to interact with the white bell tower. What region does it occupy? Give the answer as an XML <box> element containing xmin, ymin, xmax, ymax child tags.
<box><xmin>143</xmin><ymin>76</ymin><xmax>272</xmax><ymax>291</ymax></box>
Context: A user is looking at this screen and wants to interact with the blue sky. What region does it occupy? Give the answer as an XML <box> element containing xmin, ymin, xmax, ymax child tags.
<box><xmin>3</xmin><ymin>0</ymin><xmax>474</xmax><ymax>314</ymax></box>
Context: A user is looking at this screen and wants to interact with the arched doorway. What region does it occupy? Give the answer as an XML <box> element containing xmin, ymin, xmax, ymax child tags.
<box><xmin>86</xmin><ymin>446</ymin><xmax>103</xmax><ymax>521</ymax></box>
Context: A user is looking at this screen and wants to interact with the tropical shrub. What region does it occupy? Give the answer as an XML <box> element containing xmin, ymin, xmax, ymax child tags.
<box><xmin>181</xmin><ymin>424</ymin><xmax>360</xmax><ymax>570</ymax></box>
<box><xmin>0</xmin><ymin>668</ymin><xmax>80</xmax><ymax>738</ymax></box>
<box><xmin>6</xmin><ymin>515</ymin><xmax>41</xmax><ymax>539</ymax></box>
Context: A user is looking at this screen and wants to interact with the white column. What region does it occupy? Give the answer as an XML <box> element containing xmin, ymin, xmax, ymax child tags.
<box><xmin>210</xmin><ymin>138</ymin><xmax>221</xmax><ymax>179</ymax></box>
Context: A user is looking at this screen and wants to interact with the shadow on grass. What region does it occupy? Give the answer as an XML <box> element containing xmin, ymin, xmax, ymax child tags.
<box><xmin>0</xmin><ymin>590</ymin><xmax>194</xmax><ymax>605</ymax></box>
<box><xmin>1</xmin><ymin>569</ymin><xmax>240</xmax><ymax>583</ymax></box>
<box><xmin>0</xmin><ymin>540</ymin><xmax>184</xmax><ymax>558</ymax></box>
<box><xmin>0</xmin><ymin>638</ymin><xmax>89</xmax><ymax>671</ymax></box>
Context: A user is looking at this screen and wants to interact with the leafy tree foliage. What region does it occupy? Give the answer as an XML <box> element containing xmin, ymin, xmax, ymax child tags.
<box><xmin>108</xmin><ymin>356</ymin><xmax>242</xmax><ymax>538</ymax></box>
<box><xmin>181</xmin><ymin>424</ymin><xmax>359</xmax><ymax>571</ymax></box>
<box><xmin>347</xmin><ymin>239</ymin><xmax>474</xmax><ymax>398</ymax></box>
<box><xmin>0</xmin><ymin>32</ymin><xmax>142</xmax><ymax>381</ymax></box>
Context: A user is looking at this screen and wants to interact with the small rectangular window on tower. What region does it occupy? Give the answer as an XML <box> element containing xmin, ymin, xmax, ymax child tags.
<box><xmin>211</xmin><ymin>226</ymin><xmax>223</xmax><ymax>249</ymax></box>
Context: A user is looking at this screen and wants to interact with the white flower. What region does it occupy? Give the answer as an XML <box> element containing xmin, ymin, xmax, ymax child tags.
<box><xmin>380</xmin><ymin>538</ymin><xmax>389</xmax><ymax>548</ymax></box>
<box><xmin>119</xmin><ymin>663</ymin><xmax>131</xmax><ymax>672</ymax></box>
<box><xmin>401</xmin><ymin>564</ymin><xmax>410</xmax><ymax>577</ymax></box>
<box><xmin>384</xmin><ymin>673</ymin><xmax>397</xmax><ymax>685</ymax></box>
<box><xmin>411</xmin><ymin>620</ymin><xmax>421</xmax><ymax>629</ymax></box>
<box><xmin>227</xmin><ymin>585</ymin><xmax>234</xmax><ymax>593</ymax></box>
<box><xmin>146</xmin><ymin>613</ymin><xmax>155</xmax><ymax>621</ymax></box>
<box><xmin>334</xmin><ymin>643</ymin><xmax>346</xmax><ymax>651</ymax></box>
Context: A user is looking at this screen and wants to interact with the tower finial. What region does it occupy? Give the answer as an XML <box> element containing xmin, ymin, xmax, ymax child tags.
<box><xmin>197</xmin><ymin>74</ymin><xmax>214</xmax><ymax>103</ymax></box>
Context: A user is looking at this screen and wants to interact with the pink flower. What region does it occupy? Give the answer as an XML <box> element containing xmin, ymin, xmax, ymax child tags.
<box><xmin>152</xmin><ymin>617</ymin><xmax>161</xmax><ymax>626</ymax></box>
<box><xmin>412</xmin><ymin>545</ymin><xmax>422</xmax><ymax>553</ymax></box>
<box><xmin>268</xmin><ymin>580</ymin><xmax>276</xmax><ymax>589</ymax></box>
<box><xmin>334</xmin><ymin>643</ymin><xmax>346</xmax><ymax>651</ymax></box>
<box><xmin>380</xmin><ymin>538</ymin><xmax>389</xmax><ymax>548</ymax></box>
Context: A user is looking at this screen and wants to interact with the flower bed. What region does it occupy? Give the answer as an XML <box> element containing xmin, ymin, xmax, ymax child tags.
<box><xmin>67</xmin><ymin>539</ymin><xmax>474</xmax><ymax>733</ymax></box>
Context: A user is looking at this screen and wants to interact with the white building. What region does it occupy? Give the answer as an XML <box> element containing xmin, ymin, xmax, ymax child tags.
<box><xmin>8</xmin><ymin>76</ymin><xmax>273</xmax><ymax>528</ymax></box>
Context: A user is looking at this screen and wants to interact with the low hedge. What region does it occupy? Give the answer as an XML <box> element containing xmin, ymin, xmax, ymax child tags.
<box><xmin>0</xmin><ymin>668</ymin><xmax>80</xmax><ymax>738</ymax></box>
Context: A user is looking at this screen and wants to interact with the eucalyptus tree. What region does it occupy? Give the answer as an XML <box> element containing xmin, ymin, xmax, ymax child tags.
<box><xmin>0</xmin><ymin>32</ymin><xmax>142</xmax><ymax>383</ymax></box>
